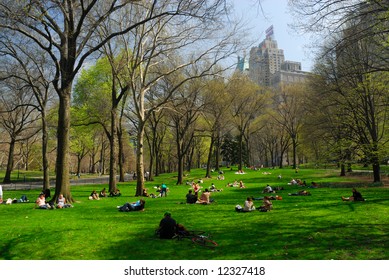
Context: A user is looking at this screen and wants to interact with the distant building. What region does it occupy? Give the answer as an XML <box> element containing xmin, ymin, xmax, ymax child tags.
<box><xmin>237</xmin><ymin>26</ymin><xmax>310</xmax><ymax>88</ymax></box>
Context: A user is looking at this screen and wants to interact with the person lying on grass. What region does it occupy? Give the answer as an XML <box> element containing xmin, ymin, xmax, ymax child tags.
<box><xmin>252</xmin><ymin>195</ymin><xmax>282</xmax><ymax>201</ymax></box>
<box><xmin>117</xmin><ymin>199</ymin><xmax>145</xmax><ymax>212</ymax></box>
<box><xmin>342</xmin><ymin>188</ymin><xmax>365</xmax><ymax>202</ymax></box>
<box><xmin>288</xmin><ymin>190</ymin><xmax>311</xmax><ymax>196</ymax></box>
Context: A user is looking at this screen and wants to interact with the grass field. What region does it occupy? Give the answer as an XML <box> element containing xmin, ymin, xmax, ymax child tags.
<box><xmin>0</xmin><ymin>167</ymin><xmax>388</xmax><ymax>260</ymax></box>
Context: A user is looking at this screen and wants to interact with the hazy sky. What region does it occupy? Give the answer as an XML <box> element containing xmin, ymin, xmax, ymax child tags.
<box><xmin>234</xmin><ymin>0</ymin><xmax>314</xmax><ymax>71</ymax></box>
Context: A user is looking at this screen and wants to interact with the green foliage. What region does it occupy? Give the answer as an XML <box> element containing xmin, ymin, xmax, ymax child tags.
<box><xmin>220</xmin><ymin>133</ymin><xmax>248</xmax><ymax>166</ymax></box>
<box><xmin>0</xmin><ymin>167</ymin><xmax>388</xmax><ymax>260</ymax></box>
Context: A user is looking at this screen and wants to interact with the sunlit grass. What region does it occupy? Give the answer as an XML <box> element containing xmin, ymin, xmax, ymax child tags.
<box><xmin>0</xmin><ymin>167</ymin><xmax>388</xmax><ymax>260</ymax></box>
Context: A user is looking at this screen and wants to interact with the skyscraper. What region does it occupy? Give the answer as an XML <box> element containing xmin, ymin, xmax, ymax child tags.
<box><xmin>239</xmin><ymin>26</ymin><xmax>309</xmax><ymax>88</ymax></box>
<box><xmin>249</xmin><ymin>26</ymin><xmax>284</xmax><ymax>86</ymax></box>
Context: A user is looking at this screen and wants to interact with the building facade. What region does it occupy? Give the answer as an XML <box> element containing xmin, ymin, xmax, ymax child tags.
<box><xmin>237</xmin><ymin>27</ymin><xmax>310</xmax><ymax>88</ymax></box>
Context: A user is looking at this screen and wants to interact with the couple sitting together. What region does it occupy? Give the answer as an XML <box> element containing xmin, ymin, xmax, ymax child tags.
<box><xmin>186</xmin><ymin>189</ymin><xmax>213</xmax><ymax>205</ymax></box>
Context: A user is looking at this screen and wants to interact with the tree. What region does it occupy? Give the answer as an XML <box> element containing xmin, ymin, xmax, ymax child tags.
<box><xmin>119</xmin><ymin>1</ymin><xmax>245</xmax><ymax>194</ymax></box>
<box><xmin>0</xmin><ymin>34</ymin><xmax>55</xmax><ymax>190</ymax></box>
<box><xmin>201</xmin><ymin>76</ymin><xmax>233</xmax><ymax>177</ymax></box>
<box><xmin>168</xmin><ymin>78</ymin><xmax>205</xmax><ymax>185</ymax></box>
<box><xmin>227</xmin><ymin>73</ymin><xmax>266</xmax><ymax>170</ymax></box>
<box><xmin>0</xmin><ymin>0</ymin><xmax>193</xmax><ymax>202</ymax></box>
<box><xmin>0</xmin><ymin>78</ymin><xmax>39</xmax><ymax>183</ymax></box>
<box><xmin>289</xmin><ymin>0</ymin><xmax>389</xmax><ymax>71</ymax></box>
<box><xmin>144</xmin><ymin>106</ymin><xmax>169</xmax><ymax>180</ymax></box>
<box><xmin>308</xmin><ymin>33</ymin><xmax>388</xmax><ymax>182</ymax></box>
<box><xmin>270</xmin><ymin>83</ymin><xmax>308</xmax><ymax>169</ymax></box>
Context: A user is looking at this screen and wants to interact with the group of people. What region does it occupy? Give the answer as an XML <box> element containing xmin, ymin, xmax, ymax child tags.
<box><xmin>226</xmin><ymin>180</ymin><xmax>246</xmax><ymax>188</ymax></box>
<box><xmin>35</xmin><ymin>192</ymin><xmax>72</xmax><ymax>209</ymax></box>
<box><xmin>89</xmin><ymin>188</ymin><xmax>122</xmax><ymax>200</ymax></box>
<box><xmin>185</xmin><ymin>188</ymin><xmax>213</xmax><ymax>204</ymax></box>
<box><xmin>141</xmin><ymin>183</ymin><xmax>168</xmax><ymax>198</ymax></box>
<box><xmin>184</xmin><ymin>181</ymin><xmax>224</xmax><ymax>204</ymax></box>
<box><xmin>236</xmin><ymin>195</ymin><xmax>274</xmax><ymax>213</ymax></box>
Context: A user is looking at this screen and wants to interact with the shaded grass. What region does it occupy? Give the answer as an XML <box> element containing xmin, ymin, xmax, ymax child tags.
<box><xmin>0</xmin><ymin>167</ymin><xmax>388</xmax><ymax>260</ymax></box>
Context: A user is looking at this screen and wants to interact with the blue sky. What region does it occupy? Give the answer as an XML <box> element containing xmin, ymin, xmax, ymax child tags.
<box><xmin>233</xmin><ymin>0</ymin><xmax>314</xmax><ymax>71</ymax></box>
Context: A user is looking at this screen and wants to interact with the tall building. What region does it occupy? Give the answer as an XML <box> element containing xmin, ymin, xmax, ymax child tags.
<box><xmin>239</xmin><ymin>26</ymin><xmax>310</xmax><ymax>88</ymax></box>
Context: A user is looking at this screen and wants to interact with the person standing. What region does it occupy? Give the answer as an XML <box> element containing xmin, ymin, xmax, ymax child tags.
<box><xmin>0</xmin><ymin>185</ymin><xmax>3</xmax><ymax>204</ymax></box>
<box><xmin>158</xmin><ymin>212</ymin><xmax>177</xmax><ymax>239</ymax></box>
<box><xmin>160</xmin><ymin>183</ymin><xmax>168</xmax><ymax>197</ymax></box>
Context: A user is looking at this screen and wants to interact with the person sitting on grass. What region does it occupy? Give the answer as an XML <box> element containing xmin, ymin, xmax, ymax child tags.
<box><xmin>157</xmin><ymin>212</ymin><xmax>177</xmax><ymax>239</ymax></box>
<box><xmin>288</xmin><ymin>190</ymin><xmax>311</xmax><ymax>196</ymax></box>
<box><xmin>118</xmin><ymin>199</ymin><xmax>146</xmax><ymax>212</ymax></box>
<box><xmin>342</xmin><ymin>188</ymin><xmax>365</xmax><ymax>202</ymax></box>
<box><xmin>89</xmin><ymin>190</ymin><xmax>100</xmax><ymax>200</ymax></box>
<box><xmin>142</xmin><ymin>188</ymin><xmax>149</xmax><ymax>197</ymax></box>
<box><xmin>56</xmin><ymin>194</ymin><xmax>72</xmax><ymax>209</ymax></box>
<box><xmin>99</xmin><ymin>188</ymin><xmax>107</xmax><ymax>197</ymax></box>
<box><xmin>210</xmin><ymin>183</ymin><xmax>222</xmax><ymax>192</ymax></box>
<box><xmin>258</xmin><ymin>196</ymin><xmax>273</xmax><ymax>212</ymax></box>
<box><xmin>262</xmin><ymin>184</ymin><xmax>274</xmax><ymax>193</ymax></box>
<box><xmin>109</xmin><ymin>188</ymin><xmax>121</xmax><ymax>197</ymax></box>
<box><xmin>36</xmin><ymin>193</ymin><xmax>51</xmax><ymax>209</ymax></box>
<box><xmin>243</xmin><ymin>197</ymin><xmax>255</xmax><ymax>212</ymax></box>
<box><xmin>186</xmin><ymin>189</ymin><xmax>197</xmax><ymax>204</ymax></box>
<box><xmin>196</xmin><ymin>189</ymin><xmax>211</xmax><ymax>204</ymax></box>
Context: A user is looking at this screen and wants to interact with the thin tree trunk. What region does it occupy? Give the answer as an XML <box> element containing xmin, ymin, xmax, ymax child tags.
<box><xmin>109</xmin><ymin>108</ymin><xmax>118</xmax><ymax>193</ymax></box>
<box><xmin>54</xmin><ymin>92</ymin><xmax>72</xmax><ymax>203</ymax></box>
<box><xmin>136</xmin><ymin>127</ymin><xmax>145</xmax><ymax>196</ymax></box>
<box><xmin>3</xmin><ymin>140</ymin><xmax>15</xmax><ymax>184</ymax></box>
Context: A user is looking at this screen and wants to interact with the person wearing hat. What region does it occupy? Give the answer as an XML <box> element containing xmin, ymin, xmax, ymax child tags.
<box><xmin>158</xmin><ymin>212</ymin><xmax>177</xmax><ymax>239</ymax></box>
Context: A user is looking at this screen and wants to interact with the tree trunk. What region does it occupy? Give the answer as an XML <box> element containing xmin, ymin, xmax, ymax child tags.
<box><xmin>3</xmin><ymin>140</ymin><xmax>15</xmax><ymax>184</ymax></box>
<box><xmin>340</xmin><ymin>163</ymin><xmax>346</xmax><ymax>176</ymax></box>
<box><xmin>215</xmin><ymin>129</ymin><xmax>221</xmax><ymax>172</ymax></box>
<box><xmin>238</xmin><ymin>132</ymin><xmax>244</xmax><ymax>171</ymax></box>
<box><xmin>177</xmin><ymin>154</ymin><xmax>184</xmax><ymax>185</ymax></box>
<box><xmin>41</xmin><ymin>111</ymin><xmax>51</xmax><ymax>191</ymax></box>
<box><xmin>54</xmin><ymin>92</ymin><xmax>72</xmax><ymax>203</ymax></box>
<box><xmin>118</xmin><ymin>129</ymin><xmax>125</xmax><ymax>182</ymax></box>
<box><xmin>108</xmin><ymin>108</ymin><xmax>118</xmax><ymax>193</ymax></box>
<box><xmin>292</xmin><ymin>136</ymin><xmax>297</xmax><ymax>169</ymax></box>
<box><xmin>135</xmin><ymin>127</ymin><xmax>145</xmax><ymax>196</ymax></box>
<box><xmin>205</xmin><ymin>135</ymin><xmax>215</xmax><ymax>178</ymax></box>
<box><xmin>371</xmin><ymin>152</ymin><xmax>381</xmax><ymax>182</ymax></box>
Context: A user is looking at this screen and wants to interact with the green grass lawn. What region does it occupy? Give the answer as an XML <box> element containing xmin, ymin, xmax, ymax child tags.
<box><xmin>0</xmin><ymin>167</ymin><xmax>388</xmax><ymax>260</ymax></box>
